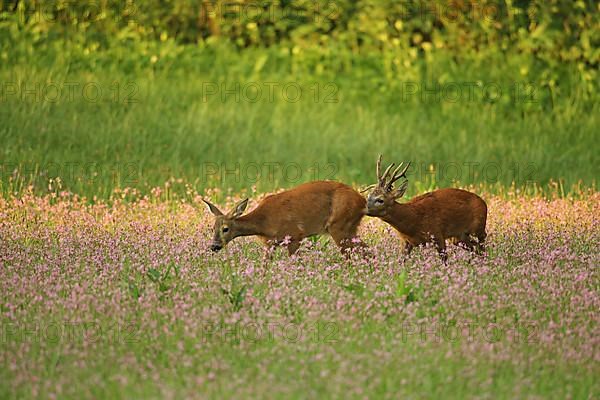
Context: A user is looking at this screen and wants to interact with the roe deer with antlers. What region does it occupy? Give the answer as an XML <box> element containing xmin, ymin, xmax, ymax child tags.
<box><xmin>363</xmin><ymin>155</ymin><xmax>487</xmax><ymax>263</ymax></box>
<box><xmin>203</xmin><ymin>181</ymin><xmax>368</xmax><ymax>256</ymax></box>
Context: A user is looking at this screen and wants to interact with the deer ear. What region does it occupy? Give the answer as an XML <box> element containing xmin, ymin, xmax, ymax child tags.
<box><xmin>229</xmin><ymin>198</ymin><xmax>248</xmax><ymax>219</ymax></box>
<box><xmin>202</xmin><ymin>198</ymin><xmax>223</xmax><ymax>216</ymax></box>
<box><xmin>391</xmin><ymin>180</ymin><xmax>408</xmax><ymax>200</ymax></box>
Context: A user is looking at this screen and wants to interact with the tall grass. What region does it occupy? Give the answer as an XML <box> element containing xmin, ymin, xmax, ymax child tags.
<box><xmin>1</xmin><ymin>43</ymin><xmax>597</xmax><ymax>199</ymax></box>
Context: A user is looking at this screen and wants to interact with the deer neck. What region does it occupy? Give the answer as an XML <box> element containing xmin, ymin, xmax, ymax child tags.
<box><xmin>234</xmin><ymin>211</ymin><xmax>267</xmax><ymax>237</ymax></box>
<box><xmin>381</xmin><ymin>202</ymin><xmax>419</xmax><ymax>236</ymax></box>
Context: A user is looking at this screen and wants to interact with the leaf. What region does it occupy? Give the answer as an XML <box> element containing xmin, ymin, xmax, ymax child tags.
<box><xmin>147</xmin><ymin>268</ymin><xmax>160</xmax><ymax>283</ymax></box>
<box><xmin>395</xmin><ymin>271</ymin><xmax>408</xmax><ymax>297</ymax></box>
<box><xmin>159</xmin><ymin>282</ymin><xmax>170</xmax><ymax>292</ymax></box>
<box><xmin>231</xmin><ymin>285</ymin><xmax>247</xmax><ymax>311</ymax></box>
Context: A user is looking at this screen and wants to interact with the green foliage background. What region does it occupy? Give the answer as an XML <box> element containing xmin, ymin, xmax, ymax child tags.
<box><xmin>3</xmin><ymin>1</ymin><xmax>598</xmax><ymax>68</ymax></box>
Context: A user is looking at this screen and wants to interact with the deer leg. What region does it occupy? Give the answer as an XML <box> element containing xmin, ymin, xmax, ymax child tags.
<box><xmin>474</xmin><ymin>231</ymin><xmax>487</xmax><ymax>255</ymax></box>
<box><xmin>262</xmin><ymin>240</ymin><xmax>301</xmax><ymax>258</ymax></box>
<box><xmin>327</xmin><ymin>195</ymin><xmax>370</xmax><ymax>258</ymax></box>
<box><xmin>327</xmin><ymin>217</ymin><xmax>370</xmax><ymax>258</ymax></box>
<box><xmin>457</xmin><ymin>233</ymin><xmax>474</xmax><ymax>251</ymax></box>
<box><xmin>261</xmin><ymin>240</ymin><xmax>276</xmax><ymax>263</ymax></box>
<box><xmin>434</xmin><ymin>238</ymin><xmax>448</xmax><ymax>264</ymax></box>
<box><xmin>331</xmin><ymin>235</ymin><xmax>357</xmax><ymax>257</ymax></box>
<box><xmin>351</xmin><ymin>239</ymin><xmax>372</xmax><ymax>259</ymax></box>
<box><xmin>328</xmin><ymin>228</ymin><xmax>370</xmax><ymax>258</ymax></box>
<box><xmin>286</xmin><ymin>240</ymin><xmax>301</xmax><ymax>256</ymax></box>
<box><xmin>262</xmin><ymin>250</ymin><xmax>274</xmax><ymax>265</ymax></box>
<box><xmin>396</xmin><ymin>242</ymin><xmax>413</xmax><ymax>263</ymax></box>
<box><xmin>338</xmin><ymin>236</ymin><xmax>371</xmax><ymax>258</ymax></box>
<box><xmin>404</xmin><ymin>242</ymin><xmax>414</xmax><ymax>256</ymax></box>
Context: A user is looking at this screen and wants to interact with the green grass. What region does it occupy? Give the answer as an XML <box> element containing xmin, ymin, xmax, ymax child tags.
<box><xmin>1</xmin><ymin>42</ymin><xmax>598</xmax><ymax>199</ymax></box>
<box><xmin>3</xmin><ymin>322</ymin><xmax>596</xmax><ymax>399</ymax></box>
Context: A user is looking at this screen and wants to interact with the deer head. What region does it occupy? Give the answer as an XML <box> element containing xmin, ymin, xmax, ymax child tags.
<box><xmin>362</xmin><ymin>155</ymin><xmax>410</xmax><ymax>217</ymax></box>
<box><xmin>203</xmin><ymin>198</ymin><xmax>249</xmax><ymax>252</ymax></box>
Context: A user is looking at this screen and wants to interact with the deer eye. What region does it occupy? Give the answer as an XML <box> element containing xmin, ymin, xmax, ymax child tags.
<box><xmin>222</xmin><ymin>227</ymin><xmax>229</xmax><ymax>233</ymax></box>
<box><xmin>375</xmin><ymin>198</ymin><xmax>384</xmax><ymax>205</ymax></box>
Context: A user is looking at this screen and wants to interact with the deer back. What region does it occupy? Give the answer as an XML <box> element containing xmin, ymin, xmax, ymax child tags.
<box><xmin>407</xmin><ymin>188</ymin><xmax>487</xmax><ymax>239</ymax></box>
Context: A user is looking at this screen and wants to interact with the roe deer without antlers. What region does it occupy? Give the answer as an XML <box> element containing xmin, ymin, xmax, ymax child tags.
<box><xmin>202</xmin><ymin>181</ymin><xmax>368</xmax><ymax>257</ymax></box>
<box><xmin>363</xmin><ymin>155</ymin><xmax>487</xmax><ymax>263</ymax></box>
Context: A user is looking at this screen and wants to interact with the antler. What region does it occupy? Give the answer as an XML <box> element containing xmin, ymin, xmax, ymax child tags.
<box><xmin>374</xmin><ymin>155</ymin><xmax>411</xmax><ymax>192</ymax></box>
<box><xmin>386</xmin><ymin>161</ymin><xmax>411</xmax><ymax>190</ymax></box>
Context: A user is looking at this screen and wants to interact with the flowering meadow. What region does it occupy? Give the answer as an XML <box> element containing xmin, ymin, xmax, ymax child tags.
<box><xmin>1</xmin><ymin>187</ymin><xmax>598</xmax><ymax>399</ymax></box>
